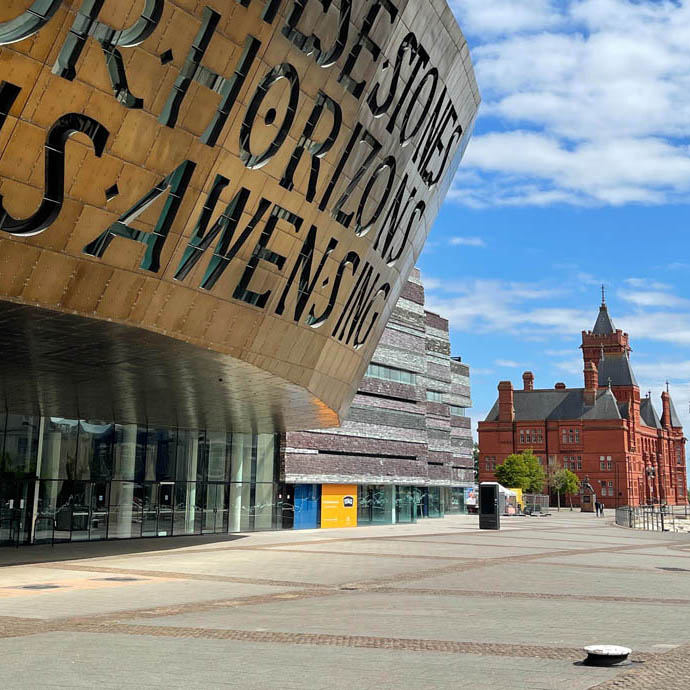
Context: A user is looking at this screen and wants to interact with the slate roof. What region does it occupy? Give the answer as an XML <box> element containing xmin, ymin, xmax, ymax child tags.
<box><xmin>598</xmin><ymin>353</ymin><xmax>638</xmax><ymax>387</ymax></box>
<box><xmin>640</xmin><ymin>397</ymin><xmax>662</xmax><ymax>429</ymax></box>
<box><xmin>592</xmin><ymin>305</ymin><xmax>616</xmax><ymax>335</ymax></box>
<box><xmin>583</xmin><ymin>389</ymin><xmax>623</xmax><ymax>420</ymax></box>
<box><xmin>669</xmin><ymin>396</ymin><xmax>683</xmax><ymax>427</ymax></box>
<box><xmin>618</xmin><ymin>401</ymin><xmax>629</xmax><ymax>419</ymax></box>
<box><xmin>484</xmin><ymin>388</ymin><xmax>622</xmax><ymax>422</ymax></box>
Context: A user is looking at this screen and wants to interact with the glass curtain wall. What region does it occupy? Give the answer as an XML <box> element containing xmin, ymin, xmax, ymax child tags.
<box><xmin>0</xmin><ymin>415</ymin><xmax>40</xmax><ymax>546</ymax></box>
<box><xmin>395</xmin><ymin>486</ymin><xmax>417</xmax><ymax>523</ymax></box>
<box><xmin>443</xmin><ymin>487</ymin><xmax>467</xmax><ymax>514</ymax></box>
<box><xmin>358</xmin><ymin>485</ymin><xmax>395</xmax><ymax>525</ymax></box>
<box><xmin>0</xmin><ymin>411</ymin><xmax>284</xmax><ymax>546</ymax></box>
<box><xmin>427</xmin><ymin>487</ymin><xmax>444</xmax><ymax>518</ymax></box>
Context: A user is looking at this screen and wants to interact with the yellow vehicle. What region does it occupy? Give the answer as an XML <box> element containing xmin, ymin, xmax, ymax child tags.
<box><xmin>509</xmin><ymin>488</ymin><xmax>525</xmax><ymax>512</ymax></box>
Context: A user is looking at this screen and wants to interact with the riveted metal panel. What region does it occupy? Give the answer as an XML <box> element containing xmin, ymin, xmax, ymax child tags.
<box><xmin>0</xmin><ymin>0</ymin><xmax>478</xmax><ymax>430</ymax></box>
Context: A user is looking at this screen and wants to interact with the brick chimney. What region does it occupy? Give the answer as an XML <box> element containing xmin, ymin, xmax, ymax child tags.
<box><xmin>584</xmin><ymin>361</ymin><xmax>598</xmax><ymax>406</ymax></box>
<box><xmin>661</xmin><ymin>391</ymin><xmax>671</xmax><ymax>429</ymax></box>
<box><xmin>498</xmin><ymin>381</ymin><xmax>515</xmax><ymax>422</ymax></box>
<box><xmin>523</xmin><ymin>371</ymin><xmax>534</xmax><ymax>391</ymax></box>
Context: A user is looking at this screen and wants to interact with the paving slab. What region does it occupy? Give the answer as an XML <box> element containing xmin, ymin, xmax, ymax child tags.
<box><xmin>538</xmin><ymin>550</ymin><xmax>690</xmax><ymax>572</ymax></box>
<box><xmin>0</xmin><ymin>578</ymin><xmax>290</xmax><ymax>619</ymax></box>
<box><xmin>65</xmin><ymin>549</ymin><xmax>442</xmax><ymax>587</ymax></box>
<box><xmin>125</xmin><ymin>589</ymin><xmax>690</xmax><ymax>652</ymax></box>
<box><xmin>269</xmin><ymin>540</ymin><xmax>548</xmax><ymax>558</ymax></box>
<box><xmin>1</xmin><ymin>512</ymin><xmax>689</xmax><ymax>689</ymax></box>
<box><xmin>392</xmin><ymin>561</ymin><xmax>690</xmax><ymax>600</ymax></box>
<box><xmin>0</xmin><ymin>632</ymin><xmax>620</xmax><ymax>690</ymax></box>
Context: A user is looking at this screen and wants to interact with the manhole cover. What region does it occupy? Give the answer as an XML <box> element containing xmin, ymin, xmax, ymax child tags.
<box><xmin>19</xmin><ymin>584</ymin><xmax>61</xmax><ymax>590</ymax></box>
<box><xmin>98</xmin><ymin>577</ymin><xmax>143</xmax><ymax>582</ymax></box>
<box><xmin>658</xmin><ymin>567</ymin><xmax>690</xmax><ymax>573</ymax></box>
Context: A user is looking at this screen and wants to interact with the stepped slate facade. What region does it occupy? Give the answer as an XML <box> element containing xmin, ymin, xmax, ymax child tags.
<box><xmin>283</xmin><ymin>269</ymin><xmax>474</xmax><ymax>526</ymax></box>
<box><xmin>479</xmin><ymin>299</ymin><xmax>687</xmax><ymax>508</ymax></box>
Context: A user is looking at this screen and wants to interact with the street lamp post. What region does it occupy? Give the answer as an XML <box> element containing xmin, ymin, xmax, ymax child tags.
<box><xmin>646</xmin><ymin>465</ymin><xmax>656</xmax><ymax>506</ymax></box>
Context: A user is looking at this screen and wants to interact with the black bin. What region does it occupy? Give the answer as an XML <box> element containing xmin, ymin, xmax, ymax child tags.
<box><xmin>479</xmin><ymin>483</ymin><xmax>500</xmax><ymax>530</ymax></box>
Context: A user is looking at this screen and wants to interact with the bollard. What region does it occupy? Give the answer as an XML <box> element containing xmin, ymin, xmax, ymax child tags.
<box><xmin>583</xmin><ymin>645</ymin><xmax>632</xmax><ymax>667</ymax></box>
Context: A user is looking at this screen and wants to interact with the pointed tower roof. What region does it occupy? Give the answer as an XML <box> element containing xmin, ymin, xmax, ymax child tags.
<box><xmin>592</xmin><ymin>286</ymin><xmax>616</xmax><ymax>335</ymax></box>
<box><xmin>668</xmin><ymin>394</ymin><xmax>683</xmax><ymax>428</ymax></box>
<box><xmin>597</xmin><ymin>351</ymin><xmax>638</xmax><ymax>387</ymax></box>
<box><xmin>640</xmin><ymin>397</ymin><xmax>662</xmax><ymax>429</ymax></box>
<box><xmin>592</xmin><ymin>306</ymin><xmax>616</xmax><ymax>334</ymax></box>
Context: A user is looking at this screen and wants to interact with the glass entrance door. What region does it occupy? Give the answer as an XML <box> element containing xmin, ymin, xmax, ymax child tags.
<box><xmin>395</xmin><ymin>486</ymin><xmax>417</xmax><ymax>524</ymax></box>
<box><xmin>89</xmin><ymin>482</ymin><xmax>109</xmax><ymax>540</ymax></box>
<box><xmin>416</xmin><ymin>488</ymin><xmax>429</xmax><ymax>519</ymax></box>
<box><xmin>69</xmin><ymin>482</ymin><xmax>91</xmax><ymax>542</ymax></box>
<box><xmin>0</xmin><ymin>480</ymin><xmax>34</xmax><ymax>546</ymax></box>
<box><xmin>142</xmin><ymin>483</ymin><xmax>175</xmax><ymax>537</ymax></box>
<box><xmin>358</xmin><ymin>485</ymin><xmax>393</xmax><ymax>525</ymax></box>
<box><xmin>201</xmin><ymin>484</ymin><xmax>229</xmax><ymax>534</ymax></box>
<box><xmin>157</xmin><ymin>483</ymin><xmax>174</xmax><ymax>536</ymax></box>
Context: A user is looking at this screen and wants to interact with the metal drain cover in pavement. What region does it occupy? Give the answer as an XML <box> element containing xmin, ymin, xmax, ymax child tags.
<box><xmin>658</xmin><ymin>567</ymin><xmax>690</xmax><ymax>572</ymax></box>
<box><xmin>98</xmin><ymin>577</ymin><xmax>143</xmax><ymax>582</ymax></box>
<box><xmin>19</xmin><ymin>584</ymin><xmax>61</xmax><ymax>590</ymax></box>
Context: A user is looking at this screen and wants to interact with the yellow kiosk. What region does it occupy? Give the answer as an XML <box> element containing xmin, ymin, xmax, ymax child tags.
<box><xmin>321</xmin><ymin>485</ymin><xmax>358</xmax><ymax>528</ymax></box>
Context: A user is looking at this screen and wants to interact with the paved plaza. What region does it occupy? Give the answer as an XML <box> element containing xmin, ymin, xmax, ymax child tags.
<box><xmin>1</xmin><ymin>512</ymin><xmax>690</xmax><ymax>689</ymax></box>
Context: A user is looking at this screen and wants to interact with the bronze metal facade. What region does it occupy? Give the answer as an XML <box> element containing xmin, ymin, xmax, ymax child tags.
<box><xmin>0</xmin><ymin>0</ymin><xmax>479</xmax><ymax>432</ymax></box>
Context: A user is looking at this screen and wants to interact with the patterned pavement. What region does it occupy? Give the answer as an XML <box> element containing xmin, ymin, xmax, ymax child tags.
<box><xmin>1</xmin><ymin>513</ymin><xmax>690</xmax><ymax>689</ymax></box>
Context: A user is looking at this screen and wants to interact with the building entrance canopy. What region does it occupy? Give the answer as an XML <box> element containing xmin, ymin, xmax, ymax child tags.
<box><xmin>0</xmin><ymin>0</ymin><xmax>478</xmax><ymax>431</ymax></box>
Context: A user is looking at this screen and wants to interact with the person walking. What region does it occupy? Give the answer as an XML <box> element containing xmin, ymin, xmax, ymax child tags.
<box><xmin>594</xmin><ymin>500</ymin><xmax>601</xmax><ymax>517</ymax></box>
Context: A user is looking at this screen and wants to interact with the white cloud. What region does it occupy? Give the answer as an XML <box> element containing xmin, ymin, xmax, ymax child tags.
<box><xmin>617</xmin><ymin>289</ymin><xmax>690</xmax><ymax>309</ymax></box>
<box><xmin>425</xmin><ymin>277</ymin><xmax>590</xmax><ymax>336</ymax></box>
<box><xmin>624</xmin><ymin>278</ymin><xmax>672</xmax><ymax>291</ymax></box>
<box><xmin>458</xmin><ymin>132</ymin><xmax>690</xmax><ymax>207</ymax></box>
<box><xmin>425</xmin><ymin>274</ymin><xmax>690</xmax><ymax>349</ymax></box>
<box><xmin>666</xmin><ymin>262</ymin><xmax>690</xmax><ymax>272</ymax></box>
<box><xmin>616</xmin><ymin>311</ymin><xmax>690</xmax><ymax>345</ymax></box>
<box><xmin>496</xmin><ymin>359</ymin><xmax>521</xmax><ymax>368</ymax></box>
<box><xmin>451</xmin><ymin>0</ymin><xmax>690</xmax><ymax>207</ymax></box>
<box><xmin>451</xmin><ymin>0</ymin><xmax>562</xmax><ymax>35</ymax></box>
<box><xmin>449</xmin><ymin>236</ymin><xmax>486</xmax><ymax>247</ymax></box>
<box><xmin>421</xmin><ymin>276</ymin><xmax>442</xmax><ymax>290</ymax></box>
<box><xmin>470</xmin><ymin>367</ymin><xmax>496</xmax><ymax>376</ymax></box>
<box><xmin>635</xmin><ymin>361</ymin><xmax>690</xmax><ymax>380</ymax></box>
<box><xmin>553</xmin><ymin>357</ymin><xmax>584</xmax><ymax>376</ymax></box>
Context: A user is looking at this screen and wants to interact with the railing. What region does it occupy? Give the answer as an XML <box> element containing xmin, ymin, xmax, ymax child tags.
<box><xmin>616</xmin><ymin>504</ymin><xmax>690</xmax><ymax>532</ymax></box>
<box><xmin>523</xmin><ymin>493</ymin><xmax>550</xmax><ymax>516</ymax></box>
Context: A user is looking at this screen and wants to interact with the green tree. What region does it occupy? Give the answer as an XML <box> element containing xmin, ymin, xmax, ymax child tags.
<box><xmin>551</xmin><ymin>468</ymin><xmax>580</xmax><ymax>511</ymax></box>
<box><xmin>495</xmin><ymin>450</ymin><xmax>546</xmax><ymax>493</ymax></box>
<box><xmin>472</xmin><ymin>442</ymin><xmax>480</xmax><ymax>483</ymax></box>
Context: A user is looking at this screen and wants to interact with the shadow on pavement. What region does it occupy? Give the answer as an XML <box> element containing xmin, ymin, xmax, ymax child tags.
<box><xmin>0</xmin><ymin>533</ymin><xmax>250</xmax><ymax>568</ymax></box>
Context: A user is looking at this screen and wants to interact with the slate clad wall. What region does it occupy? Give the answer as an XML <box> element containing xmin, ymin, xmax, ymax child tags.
<box><xmin>283</xmin><ymin>269</ymin><xmax>474</xmax><ymax>486</ymax></box>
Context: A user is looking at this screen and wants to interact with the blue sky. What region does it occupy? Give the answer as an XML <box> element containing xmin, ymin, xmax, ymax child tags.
<box><xmin>419</xmin><ymin>0</ymin><xmax>690</xmax><ymax>440</ymax></box>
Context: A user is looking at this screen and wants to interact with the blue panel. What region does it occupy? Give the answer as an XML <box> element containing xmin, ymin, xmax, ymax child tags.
<box><xmin>293</xmin><ymin>484</ymin><xmax>319</xmax><ymax>529</ymax></box>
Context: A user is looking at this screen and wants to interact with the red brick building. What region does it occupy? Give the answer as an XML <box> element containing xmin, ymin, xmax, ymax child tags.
<box><xmin>478</xmin><ymin>299</ymin><xmax>688</xmax><ymax>507</ymax></box>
